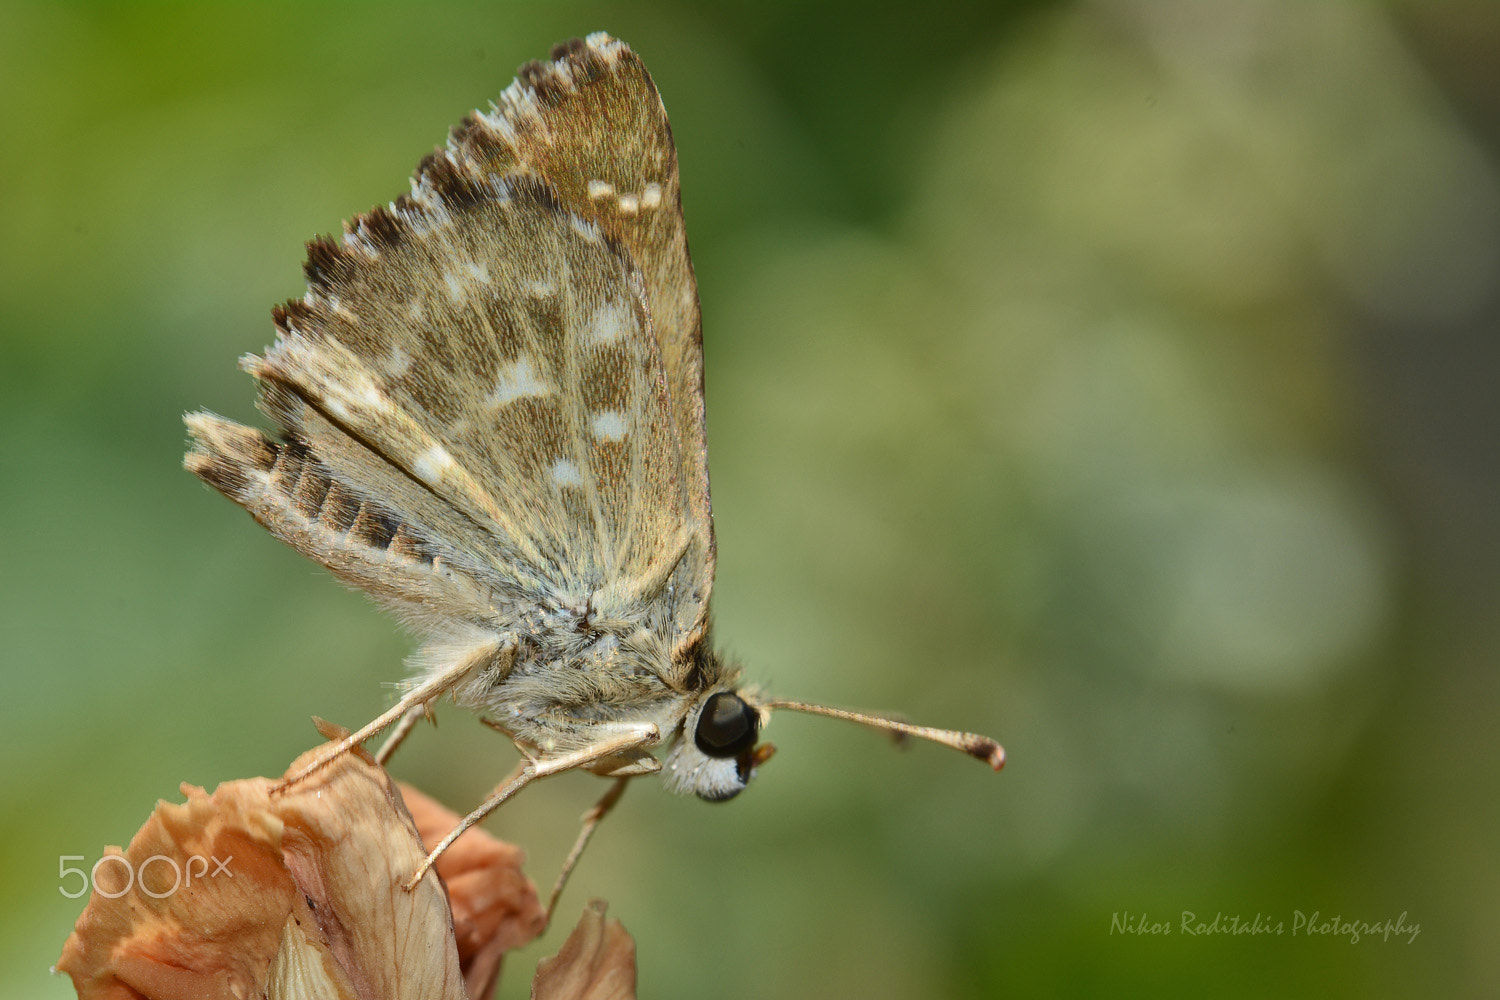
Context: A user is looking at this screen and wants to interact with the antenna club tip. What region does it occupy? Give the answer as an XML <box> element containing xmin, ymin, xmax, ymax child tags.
<box><xmin>968</xmin><ymin>738</ymin><xmax>1005</xmax><ymax>771</ymax></box>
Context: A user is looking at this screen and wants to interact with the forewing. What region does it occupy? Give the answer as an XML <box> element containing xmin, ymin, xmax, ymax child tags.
<box><xmin>448</xmin><ymin>33</ymin><xmax>715</xmax><ymax>647</ymax></box>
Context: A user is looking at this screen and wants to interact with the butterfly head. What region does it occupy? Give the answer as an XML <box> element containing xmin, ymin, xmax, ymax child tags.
<box><xmin>664</xmin><ymin>688</ymin><xmax>775</xmax><ymax>802</ymax></box>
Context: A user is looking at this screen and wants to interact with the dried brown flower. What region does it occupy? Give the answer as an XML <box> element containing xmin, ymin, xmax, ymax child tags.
<box><xmin>55</xmin><ymin>743</ymin><xmax>636</xmax><ymax>1000</ymax></box>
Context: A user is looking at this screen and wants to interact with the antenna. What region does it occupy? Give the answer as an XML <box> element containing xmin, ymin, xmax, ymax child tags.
<box><xmin>761</xmin><ymin>698</ymin><xmax>1005</xmax><ymax>771</ymax></box>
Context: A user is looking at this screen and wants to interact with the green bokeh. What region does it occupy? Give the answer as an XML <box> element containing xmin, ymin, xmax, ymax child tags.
<box><xmin>5</xmin><ymin>2</ymin><xmax>1497</xmax><ymax>997</ymax></box>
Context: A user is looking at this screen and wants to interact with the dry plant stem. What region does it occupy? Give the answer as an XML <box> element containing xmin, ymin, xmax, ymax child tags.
<box><xmin>762</xmin><ymin>698</ymin><xmax>1007</xmax><ymax>770</ymax></box>
<box><xmin>375</xmin><ymin>703</ymin><xmax>429</xmax><ymax>766</ymax></box>
<box><xmin>544</xmin><ymin>777</ymin><xmax>631</xmax><ymax>931</ymax></box>
<box><xmin>275</xmin><ymin>640</ymin><xmax>505</xmax><ymax>793</ymax></box>
<box><xmin>405</xmin><ymin>724</ymin><xmax>659</xmax><ymax>891</ymax></box>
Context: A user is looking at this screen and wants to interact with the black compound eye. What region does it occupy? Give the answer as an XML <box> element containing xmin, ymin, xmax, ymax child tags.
<box><xmin>694</xmin><ymin>692</ymin><xmax>758</xmax><ymax>758</ymax></box>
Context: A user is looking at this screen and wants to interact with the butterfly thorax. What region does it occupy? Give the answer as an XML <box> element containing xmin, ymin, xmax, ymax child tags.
<box><xmin>442</xmin><ymin>600</ymin><xmax>739</xmax><ymax>772</ymax></box>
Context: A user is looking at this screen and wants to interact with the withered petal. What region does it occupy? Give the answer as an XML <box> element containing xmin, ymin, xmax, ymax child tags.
<box><xmin>532</xmin><ymin>900</ymin><xmax>638</xmax><ymax>1000</ymax></box>
<box><xmin>399</xmin><ymin>782</ymin><xmax>546</xmax><ymax>1000</ymax></box>
<box><xmin>266</xmin><ymin>915</ymin><xmax>359</xmax><ymax>1000</ymax></box>
<box><xmin>57</xmin><ymin>746</ymin><xmax>466</xmax><ymax>1000</ymax></box>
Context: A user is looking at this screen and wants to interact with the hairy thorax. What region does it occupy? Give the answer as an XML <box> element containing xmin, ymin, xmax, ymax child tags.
<box><xmin>453</xmin><ymin>599</ymin><xmax>708</xmax><ymax>763</ymax></box>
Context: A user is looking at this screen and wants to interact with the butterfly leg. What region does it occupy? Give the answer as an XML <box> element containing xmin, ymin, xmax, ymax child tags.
<box><xmin>374</xmin><ymin>702</ymin><xmax>429</xmax><ymax>766</ymax></box>
<box><xmin>543</xmin><ymin>776</ymin><xmax>631</xmax><ymax>930</ymax></box>
<box><xmin>274</xmin><ymin>636</ymin><xmax>512</xmax><ymax>793</ymax></box>
<box><xmin>404</xmin><ymin>721</ymin><xmax>660</xmax><ymax>891</ymax></box>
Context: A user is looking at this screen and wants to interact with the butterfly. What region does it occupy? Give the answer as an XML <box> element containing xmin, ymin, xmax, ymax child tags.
<box><xmin>185</xmin><ymin>32</ymin><xmax>1002</xmax><ymax>906</ymax></box>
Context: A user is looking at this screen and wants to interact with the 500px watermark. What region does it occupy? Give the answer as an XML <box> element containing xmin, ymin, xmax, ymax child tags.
<box><xmin>1110</xmin><ymin>909</ymin><xmax>1420</xmax><ymax>944</ymax></box>
<box><xmin>58</xmin><ymin>854</ymin><xmax>232</xmax><ymax>899</ymax></box>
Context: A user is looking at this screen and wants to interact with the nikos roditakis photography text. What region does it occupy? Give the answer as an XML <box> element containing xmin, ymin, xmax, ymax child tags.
<box><xmin>1110</xmin><ymin>909</ymin><xmax>1420</xmax><ymax>944</ymax></box>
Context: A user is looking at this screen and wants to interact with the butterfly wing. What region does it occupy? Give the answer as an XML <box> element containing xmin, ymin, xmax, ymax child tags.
<box><xmin>186</xmin><ymin>35</ymin><xmax>712</xmax><ymax>654</ymax></box>
<box><xmin>453</xmin><ymin>34</ymin><xmax>715</xmax><ymax>648</ymax></box>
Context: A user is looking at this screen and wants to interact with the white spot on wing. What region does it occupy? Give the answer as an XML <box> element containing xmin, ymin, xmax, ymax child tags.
<box><xmin>585</xmin><ymin>298</ymin><xmax>634</xmax><ymax>345</ymax></box>
<box><xmin>463</xmin><ymin>261</ymin><xmax>490</xmax><ymax>285</ymax></box>
<box><xmin>487</xmin><ymin>358</ymin><xmax>550</xmax><ymax>407</ymax></box>
<box><xmin>641</xmin><ymin>183</ymin><xmax>663</xmax><ymax>208</ymax></box>
<box><xmin>551</xmin><ymin>459</ymin><xmax>584</xmax><ymax>488</ymax></box>
<box><xmin>485</xmin><ymin>175</ymin><xmax>514</xmax><ymax>201</ymax></box>
<box><xmin>570</xmin><ymin>216</ymin><xmax>602</xmax><ymax>244</ymax></box>
<box><xmin>587</xmin><ymin>179</ymin><xmax>615</xmax><ymax>200</ymax></box>
<box><xmin>443</xmin><ymin>270</ymin><xmax>463</xmax><ymax>303</ymax></box>
<box><xmin>327</xmin><ymin>294</ymin><xmax>357</xmax><ymax>321</ymax></box>
<box><xmin>478</xmin><ymin>108</ymin><xmax>517</xmax><ymax>144</ymax></box>
<box><xmin>591</xmin><ymin>410</ymin><xmax>627</xmax><ymax>441</ymax></box>
<box><xmin>414</xmin><ymin>445</ymin><xmax>457</xmax><ymax>485</ymax></box>
<box><xmin>344</xmin><ymin>221</ymin><xmax>381</xmax><ymax>258</ymax></box>
<box><xmin>618</xmin><ymin>194</ymin><xmax>639</xmax><ymax>216</ymax></box>
<box><xmin>386</xmin><ymin>346</ymin><xmax>412</xmax><ymax>377</ymax></box>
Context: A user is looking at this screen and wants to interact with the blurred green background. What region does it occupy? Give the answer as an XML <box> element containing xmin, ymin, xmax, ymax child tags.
<box><xmin>4</xmin><ymin>1</ymin><xmax>1498</xmax><ymax>997</ymax></box>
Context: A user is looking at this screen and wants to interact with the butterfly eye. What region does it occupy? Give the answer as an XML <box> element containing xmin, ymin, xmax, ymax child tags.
<box><xmin>694</xmin><ymin>692</ymin><xmax>758</xmax><ymax>758</ymax></box>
